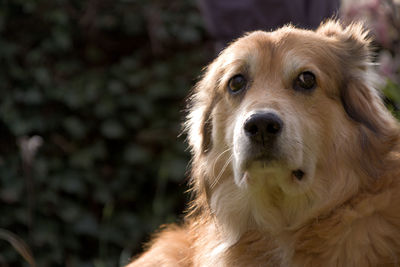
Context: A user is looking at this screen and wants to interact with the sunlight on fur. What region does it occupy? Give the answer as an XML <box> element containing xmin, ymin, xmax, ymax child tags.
<box><xmin>128</xmin><ymin>20</ymin><xmax>400</xmax><ymax>267</ymax></box>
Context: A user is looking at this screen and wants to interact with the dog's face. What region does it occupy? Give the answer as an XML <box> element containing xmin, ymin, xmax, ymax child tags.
<box><xmin>187</xmin><ymin>21</ymin><xmax>396</xmax><ymax>236</ymax></box>
<box><xmin>226</xmin><ymin>31</ymin><xmax>335</xmax><ymax>194</ymax></box>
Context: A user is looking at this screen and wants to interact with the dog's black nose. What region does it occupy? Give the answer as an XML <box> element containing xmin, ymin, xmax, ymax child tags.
<box><xmin>244</xmin><ymin>112</ymin><xmax>283</xmax><ymax>145</ymax></box>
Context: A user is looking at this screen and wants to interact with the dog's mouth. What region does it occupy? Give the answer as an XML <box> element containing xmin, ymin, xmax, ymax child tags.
<box><xmin>239</xmin><ymin>155</ymin><xmax>307</xmax><ymax>185</ymax></box>
<box><xmin>251</xmin><ymin>159</ymin><xmax>306</xmax><ymax>181</ymax></box>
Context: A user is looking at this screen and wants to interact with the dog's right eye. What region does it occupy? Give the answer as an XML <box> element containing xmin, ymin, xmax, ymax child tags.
<box><xmin>228</xmin><ymin>74</ymin><xmax>247</xmax><ymax>94</ymax></box>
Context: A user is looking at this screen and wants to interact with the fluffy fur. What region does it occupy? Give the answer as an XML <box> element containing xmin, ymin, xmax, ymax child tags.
<box><xmin>128</xmin><ymin>20</ymin><xmax>400</xmax><ymax>267</ymax></box>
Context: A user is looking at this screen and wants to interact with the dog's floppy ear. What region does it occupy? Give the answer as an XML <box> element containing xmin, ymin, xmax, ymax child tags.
<box><xmin>318</xmin><ymin>20</ymin><xmax>400</xmax><ymax>179</ymax></box>
<box><xmin>186</xmin><ymin>61</ymin><xmax>221</xmax><ymax>156</ymax></box>
<box><xmin>341</xmin><ymin>79</ymin><xmax>386</xmax><ymax>134</ymax></box>
<box><xmin>317</xmin><ymin>20</ymin><xmax>371</xmax><ymax>71</ymax></box>
<box><xmin>318</xmin><ymin>20</ymin><xmax>388</xmax><ymax>134</ymax></box>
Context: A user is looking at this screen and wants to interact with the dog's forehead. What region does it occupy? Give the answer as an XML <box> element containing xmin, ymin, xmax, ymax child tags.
<box><xmin>230</xmin><ymin>28</ymin><xmax>325</xmax><ymax>55</ymax></box>
<box><xmin>221</xmin><ymin>29</ymin><xmax>334</xmax><ymax>84</ymax></box>
<box><xmin>222</xmin><ymin>31</ymin><xmax>272</xmax><ymax>68</ymax></box>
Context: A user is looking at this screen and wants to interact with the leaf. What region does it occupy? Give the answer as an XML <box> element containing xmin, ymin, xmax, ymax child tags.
<box><xmin>73</xmin><ymin>214</ymin><xmax>99</xmax><ymax>237</ymax></box>
<box><xmin>0</xmin><ymin>229</ymin><xmax>36</xmax><ymax>267</ymax></box>
<box><xmin>384</xmin><ymin>79</ymin><xmax>400</xmax><ymax>104</ymax></box>
<box><xmin>100</xmin><ymin>120</ymin><xmax>126</xmax><ymax>139</ymax></box>
<box><xmin>63</xmin><ymin>117</ymin><xmax>87</xmax><ymax>139</ymax></box>
<box><xmin>123</xmin><ymin>144</ymin><xmax>150</xmax><ymax>164</ymax></box>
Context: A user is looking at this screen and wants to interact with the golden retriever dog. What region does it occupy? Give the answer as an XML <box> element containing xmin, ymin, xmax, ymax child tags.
<box><xmin>128</xmin><ymin>20</ymin><xmax>400</xmax><ymax>266</ymax></box>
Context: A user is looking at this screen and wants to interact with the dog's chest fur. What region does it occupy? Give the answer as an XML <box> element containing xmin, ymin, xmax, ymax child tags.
<box><xmin>204</xmin><ymin>188</ymin><xmax>400</xmax><ymax>267</ymax></box>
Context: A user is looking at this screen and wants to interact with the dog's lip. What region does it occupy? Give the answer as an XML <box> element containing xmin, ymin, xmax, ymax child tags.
<box><xmin>243</xmin><ymin>154</ymin><xmax>276</xmax><ymax>169</ymax></box>
<box><xmin>243</xmin><ymin>155</ymin><xmax>307</xmax><ymax>181</ymax></box>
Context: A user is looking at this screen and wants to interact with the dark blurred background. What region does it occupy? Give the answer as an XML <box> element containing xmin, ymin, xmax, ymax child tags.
<box><xmin>0</xmin><ymin>0</ymin><xmax>399</xmax><ymax>266</ymax></box>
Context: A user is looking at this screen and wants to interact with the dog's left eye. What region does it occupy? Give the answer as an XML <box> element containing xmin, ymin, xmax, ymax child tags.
<box><xmin>228</xmin><ymin>74</ymin><xmax>247</xmax><ymax>94</ymax></box>
<box><xmin>293</xmin><ymin>71</ymin><xmax>316</xmax><ymax>91</ymax></box>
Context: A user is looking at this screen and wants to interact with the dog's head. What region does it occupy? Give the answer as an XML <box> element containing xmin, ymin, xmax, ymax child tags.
<box><xmin>186</xmin><ymin>20</ymin><xmax>399</xmax><ymax>236</ymax></box>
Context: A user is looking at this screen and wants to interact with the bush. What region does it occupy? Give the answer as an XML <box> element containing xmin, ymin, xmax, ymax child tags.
<box><xmin>0</xmin><ymin>0</ymin><xmax>211</xmax><ymax>266</ymax></box>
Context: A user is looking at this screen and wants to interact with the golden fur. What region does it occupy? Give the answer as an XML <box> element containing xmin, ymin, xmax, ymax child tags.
<box><xmin>128</xmin><ymin>20</ymin><xmax>400</xmax><ymax>267</ymax></box>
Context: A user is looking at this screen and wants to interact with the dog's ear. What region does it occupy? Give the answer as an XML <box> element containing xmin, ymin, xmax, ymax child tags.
<box><xmin>318</xmin><ymin>20</ymin><xmax>388</xmax><ymax>134</ymax></box>
<box><xmin>319</xmin><ymin>20</ymin><xmax>400</xmax><ymax>179</ymax></box>
<box><xmin>317</xmin><ymin>20</ymin><xmax>371</xmax><ymax>70</ymax></box>
<box><xmin>186</xmin><ymin>61</ymin><xmax>221</xmax><ymax>156</ymax></box>
<box><xmin>341</xmin><ymin>79</ymin><xmax>387</xmax><ymax>134</ymax></box>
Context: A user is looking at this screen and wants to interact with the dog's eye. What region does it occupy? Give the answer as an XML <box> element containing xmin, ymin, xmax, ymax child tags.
<box><xmin>228</xmin><ymin>74</ymin><xmax>247</xmax><ymax>94</ymax></box>
<box><xmin>293</xmin><ymin>71</ymin><xmax>316</xmax><ymax>91</ymax></box>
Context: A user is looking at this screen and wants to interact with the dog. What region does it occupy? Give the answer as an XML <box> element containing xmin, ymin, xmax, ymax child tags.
<box><xmin>128</xmin><ymin>20</ymin><xmax>400</xmax><ymax>266</ymax></box>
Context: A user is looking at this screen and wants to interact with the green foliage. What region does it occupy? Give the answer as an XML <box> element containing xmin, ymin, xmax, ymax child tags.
<box><xmin>384</xmin><ymin>80</ymin><xmax>400</xmax><ymax>119</ymax></box>
<box><xmin>0</xmin><ymin>0</ymin><xmax>210</xmax><ymax>266</ymax></box>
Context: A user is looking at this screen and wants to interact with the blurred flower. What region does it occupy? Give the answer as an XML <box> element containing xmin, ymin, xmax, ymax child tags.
<box><xmin>18</xmin><ymin>135</ymin><xmax>43</xmax><ymax>167</ymax></box>
<box><xmin>379</xmin><ymin>50</ymin><xmax>396</xmax><ymax>78</ymax></box>
<box><xmin>342</xmin><ymin>0</ymin><xmax>400</xmax><ymax>82</ymax></box>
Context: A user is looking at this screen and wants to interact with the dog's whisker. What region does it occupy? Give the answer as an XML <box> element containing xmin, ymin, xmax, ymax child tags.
<box><xmin>211</xmin><ymin>147</ymin><xmax>233</xmax><ymax>188</ymax></box>
<box><xmin>211</xmin><ymin>154</ymin><xmax>233</xmax><ymax>189</ymax></box>
<box><xmin>212</xmin><ymin>147</ymin><xmax>233</xmax><ymax>181</ymax></box>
